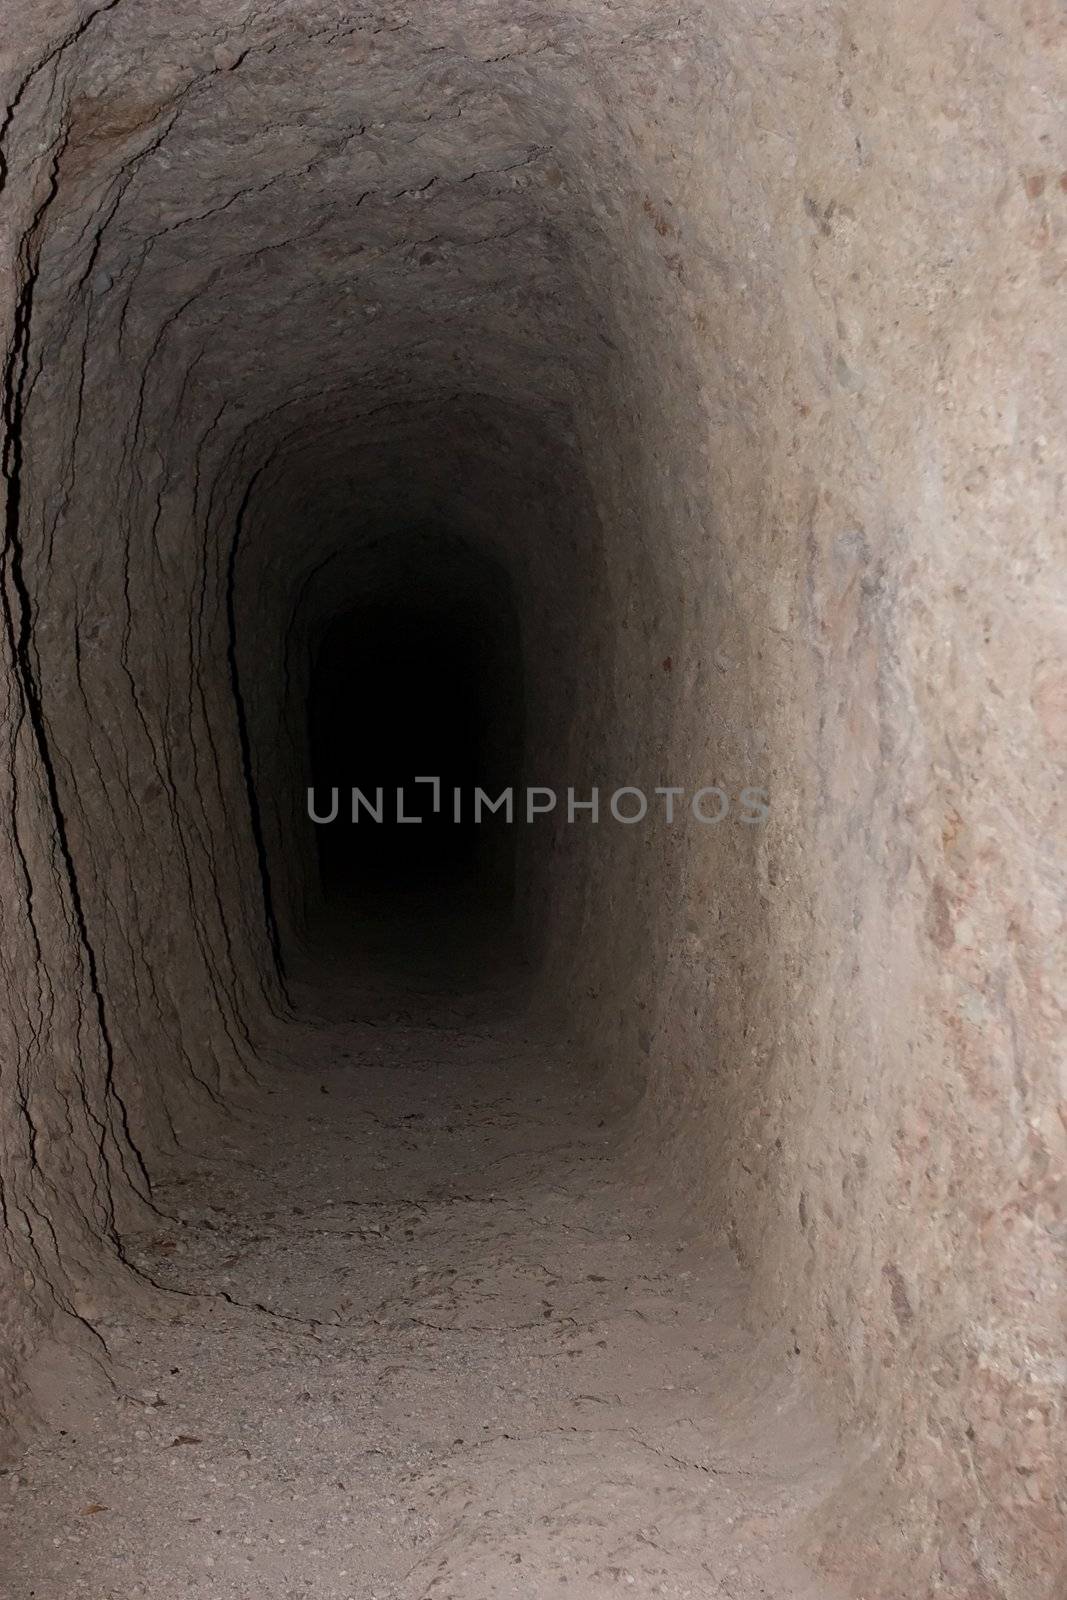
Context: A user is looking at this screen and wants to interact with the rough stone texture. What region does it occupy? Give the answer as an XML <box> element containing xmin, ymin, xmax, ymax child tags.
<box><xmin>0</xmin><ymin>3</ymin><xmax>1064</xmax><ymax>1597</ymax></box>
<box><xmin>1</xmin><ymin>928</ymin><xmax>852</xmax><ymax>1599</ymax></box>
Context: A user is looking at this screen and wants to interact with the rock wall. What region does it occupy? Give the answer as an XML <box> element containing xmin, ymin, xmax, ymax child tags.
<box><xmin>1</xmin><ymin>3</ymin><xmax>1064</xmax><ymax>1595</ymax></box>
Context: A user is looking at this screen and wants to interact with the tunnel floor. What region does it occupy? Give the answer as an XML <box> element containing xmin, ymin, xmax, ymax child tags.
<box><xmin>1</xmin><ymin>912</ymin><xmax>848</xmax><ymax>1599</ymax></box>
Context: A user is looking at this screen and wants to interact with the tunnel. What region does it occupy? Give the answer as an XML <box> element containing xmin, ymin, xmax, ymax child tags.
<box><xmin>0</xmin><ymin>4</ymin><xmax>1064</xmax><ymax>1598</ymax></box>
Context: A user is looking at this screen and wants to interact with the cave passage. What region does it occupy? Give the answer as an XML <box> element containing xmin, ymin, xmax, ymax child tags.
<box><xmin>0</xmin><ymin>4</ymin><xmax>1063</xmax><ymax>1599</ymax></box>
<box><xmin>306</xmin><ymin>576</ymin><xmax>523</xmax><ymax>909</ymax></box>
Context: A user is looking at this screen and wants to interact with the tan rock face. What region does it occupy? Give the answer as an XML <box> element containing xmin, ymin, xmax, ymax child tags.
<box><xmin>1</xmin><ymin>3</ymin><xmax>1064</xmax><ymax>1597</ymax></box>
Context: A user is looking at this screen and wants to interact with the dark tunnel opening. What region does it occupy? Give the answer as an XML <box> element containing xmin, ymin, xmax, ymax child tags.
<box><xmin>307</xmin><ymin>599</ymin><xmax>522</xmax><ymax>900</ymax></box>
<box><xmin>297</xmin><ymin>528</ymin><xmax>528</xmax><ymax>986</ymax></box>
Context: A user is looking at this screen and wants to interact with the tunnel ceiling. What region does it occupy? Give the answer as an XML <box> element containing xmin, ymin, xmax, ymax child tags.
<box><xmin>34</xmin><ymin>0</ymin><xmax>682</xmax><ymax>474</ymax></box>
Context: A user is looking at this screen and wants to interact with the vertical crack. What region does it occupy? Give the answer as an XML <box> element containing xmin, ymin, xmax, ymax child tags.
<box><xmin>225</xmin><ymin>458</ymin><xmax>289</xmax><ymax>997</ymax></box>
<box><xmin>1</xmin><ymin>130</ymin><xmax>151</xmax><ymax>1214</ymax></box>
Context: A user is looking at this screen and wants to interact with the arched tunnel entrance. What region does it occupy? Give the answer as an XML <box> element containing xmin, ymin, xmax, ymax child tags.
<box><xmin>0</xmin><ymin>5</ymin><xmax>1063</xmax><ymax>1599</ymax></box>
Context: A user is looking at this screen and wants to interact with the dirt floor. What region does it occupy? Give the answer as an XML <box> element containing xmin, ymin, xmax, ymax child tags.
<box><xmin>1</xmin><ymin>908</ymin><xmax>851</xmax><ymax>1598</ymax></box>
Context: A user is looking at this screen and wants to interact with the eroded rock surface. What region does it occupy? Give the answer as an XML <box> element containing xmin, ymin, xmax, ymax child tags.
<box><xmin>1</xmin><ymin>3</ymin><xmax>1064</xmax><ymax>1597</ymax></box>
